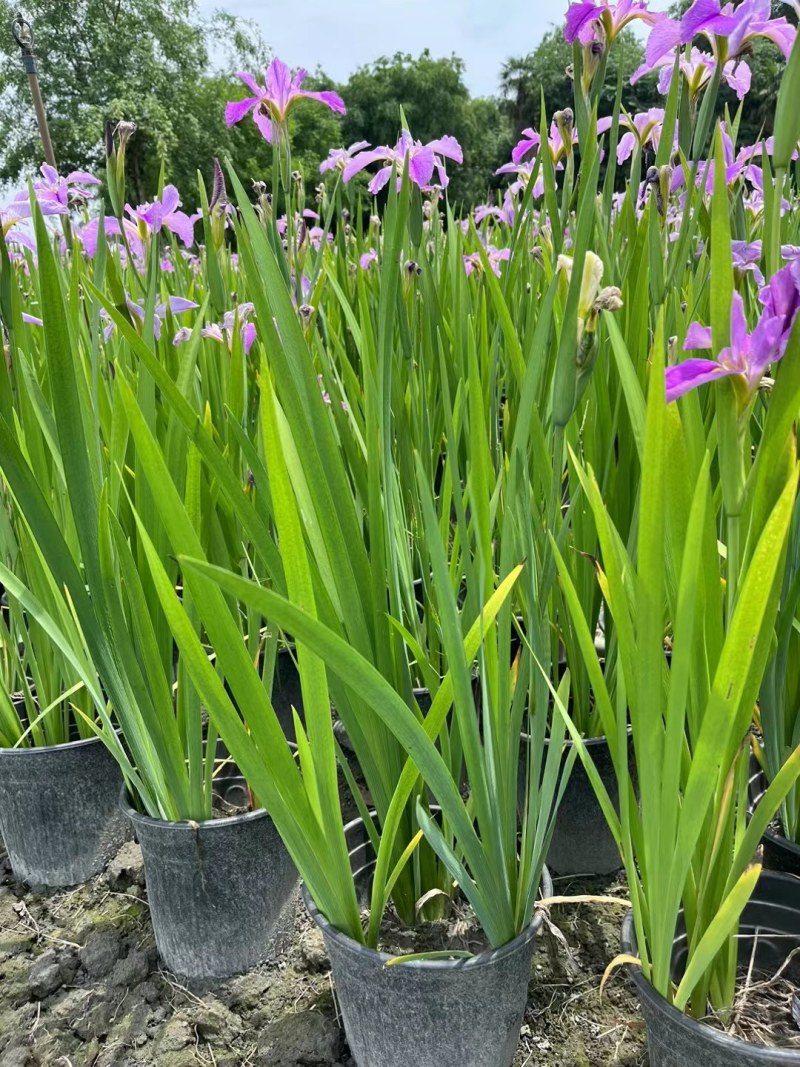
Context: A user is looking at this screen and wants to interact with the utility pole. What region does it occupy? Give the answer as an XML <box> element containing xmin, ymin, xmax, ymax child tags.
<box><xmin>11</xmin><ymin>12</ymin><xmax>57</xmax><ymax>169</ymax></box>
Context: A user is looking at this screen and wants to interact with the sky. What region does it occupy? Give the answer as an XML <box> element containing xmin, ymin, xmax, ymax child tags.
<box><xmin>196</xmin><ymin>0</ymin><xmax>574</xmax><ymax>99</ymax></box>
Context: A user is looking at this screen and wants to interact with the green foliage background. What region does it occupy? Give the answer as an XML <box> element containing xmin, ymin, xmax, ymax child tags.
<box><xmin>0</xmin><ymin>0</ymin><xmax>789</xmax><ymax>211</ymax></box>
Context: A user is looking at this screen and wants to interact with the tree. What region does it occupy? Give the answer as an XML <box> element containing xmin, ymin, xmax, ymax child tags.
<box><xmin>500</xmin><ymin>28</ymin><xmax>662</xmax><ymax>138</ymax></box>
<box><xmin>0</xmin><ymin>0</ymin><xmax>262</xmax><ymax>207</ymax></box>
<box><xmin>340</xmin><ymin>51</ymin><xmax>511</xmax><ymax>208</ymax></box>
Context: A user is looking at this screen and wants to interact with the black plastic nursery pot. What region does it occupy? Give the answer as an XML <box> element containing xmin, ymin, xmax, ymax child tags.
<box><xmin>622</xmin><ymin>871</ymin><xmax>800</xmax><ymax>1066</ymax></box>
<box><xmin>222</xmin><ymin>646</ymin><xmax>304</xmax><ymax>743</ymax></box>
<box><xmin>122</xmin><ymin>791</ymin><xmax>298</xmax><ymax>981</ymax></box>
<box><xmin>749</xmin><ymin>765</ymin><xmax>800</xmax><ymax>877</ymax></box>
<box><xmin>519</xmin><ymin>731</ymin><xmax>633</xmax><ymax>876</ymax></box>
<box><xmin>0</xmin><ymin>733</ymin><xmax>130</xmax><ymax>887</ymax></box>
<box><xmin>304</xmin><ymin>814</ymin><xmax>553</xmax><ymax>1067</ymax></box>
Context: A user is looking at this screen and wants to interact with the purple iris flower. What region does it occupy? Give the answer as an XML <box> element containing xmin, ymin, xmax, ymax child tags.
<box><xmin>78</xmin><ymin>215</ymin><xmax>144</xmax><ymax>258</ymax></box>
<box><xmin>759</xmin><ymin>261</ymin><xmax>800</xmax><ymax>344</ymax></box>
<box><xmin>731</xmin><ymin>240</ymin><xmax>765</xmax><ymax>285</ymax></box>
<box><xmin>126</xmin><ymin>186</ymin><xmax>196</xmax><ymax>247</ymax></box>
<box><xmin>1</xmin><ymin>210</ymin><xmax>37</xmax><ymax>251</ymax></box>
<box><xmin>736</xmin><ymin>163</ymin><xmax>791</xmax><ymax>215</ymax></box>
<box><xmin>683</xmin><ymin>0</ymin><xmax>795</xmax><ymax>59</ymax></box>
<box><xmin>495</xmin><ymin>160</ymin><xmax>545</xmax><ymax>200</ymax></box>
<box><xmin>12</xmin><ymin>164</ymin><xmax>100</xmax><ymax>217</ymax></box>
<box><xmin>641</xmin><ymin>45</ymin><xmax>751</xmax><ymax>99</ymax></box>
<box><xmin>307</xmin><ymin>226</ymin><xmax>332</xmax><ymax>252</ymax></box>
<box><xmin>199</xmin><ymin>304</ymin><xmax>257</xmax><ymax>354</ymax></box>
<box><xmin>359</xmin><ymin>249</ymin><xmax>378</xmax><ymax>270</ymax></box>
<box><xmin>697</xmin><ymin>123</ymin><xmax>746</xmax><ymax>191</ymax></box>
<box><xmin>737</xmin><ymin>136</ymin><xmax>799</xmax><ymax>167</ymax></box>
<box><xmin>474</xmin><ymin>192</ymin><xmax>516</xmax><ymax>227</ymax></box>
<box><xmin>173</xmin><ymin>327</ymin><xmax>192</xmax><ymax>346</ymax></box>
<box><xmin>463</xmin><ymin>246</ymin><xmax>511</xmax><ymax>277</ymax></box>
<box><xmin>564</xmin><ymin>0</ymin><xmax>664</xmax><ymax>44</ymax></box>
<box><xmin>226</xmin><ymin>58</ymin><xmax>346</xmax><ymax>143</ymax></box>
<box><xmin>511</xmin><ymin>115</ymin><xmax>613</xmax><ymax>167</ymax></box>
<box><xmin>10</xmin><ymin>166</ymin><xmax>100</xmax><ymax>222</ymax></box>
<box><xmin>616</xmin><ymin>109</ymin><xmax>676</xmax><ymax>164</ymax></box>
<box><xmin>102</xmin><ymin>295</ymin><xmax>199</xmax><ymax>343</ymax></box>
<box><xmin>320</xmin><ymin>141</ymin><xmax>370</xmax><ymax>174</ymax></box>
<box><xmin>276</xmin><ymin>209</ymin><xmax>320</xmax><ymax>237</ymax></box>
<box><xmin>643</xmin><ymin>0</ymin><xmax>796</xmax><ymax>76</ymax></box>
<box><xmin>666</xmin><ymin>291</ymin><xmax>788</xmax><ymax>402</ymax></box>
<box><xmin>343</xmin><ymin>131</ymin><xmax>463</xmax><ymax>194</ymax></box>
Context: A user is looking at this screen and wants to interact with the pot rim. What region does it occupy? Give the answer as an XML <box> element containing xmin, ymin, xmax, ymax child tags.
<box><xmin>303</xmin><ymin>846</ymin><xmax>553</xmax><ymax>972</ymax></box>
<box><xmin>748</xmin><ymin>766</ymin><xmax>800</xmax><ymax>860</ymax></box>
<box><xmin>0</xmin><ymin>732</ymin><xmax>106</xmax><ymax>757</ymax></box>
<box><xmin>120</xmin><ymin>786</ymin><xmax>268</xmax><ymax>833</ymax></box>
<box><xmin>522</xmin><ymin>726</ymin><xmax>632</xmax><ymax>748</ymax></box>
<box><xmin>621</xmin><ymin>881</ymin><xmax>800</xmax><ymax>1063</ymax></box>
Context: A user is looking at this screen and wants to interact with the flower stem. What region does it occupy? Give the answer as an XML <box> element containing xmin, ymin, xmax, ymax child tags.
<box><xmin>769</xmin><ymin>166</ymin><xmax>786</xmax><ymax>279</ymax></box>
<box><xmin>726</xmin><ymin>512</ymin><xmax>740</xmax><ymax>628</ymax></box>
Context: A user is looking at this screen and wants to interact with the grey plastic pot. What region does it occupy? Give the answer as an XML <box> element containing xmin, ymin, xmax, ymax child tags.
<box><xmin>748</xmin><ymin>765</ymin><xmax>800</xmax><ymax>877</ymax></box>
<box><xmin>222</xmin><ymin>646</ymin><xmax>304</xmax><ymax>742</ymax></box>
<box><xmin>123</xmin><ymin>792</ymin><xmax>298</xmax><ymax>981</ymax></box>
<box><xmin>622</xmin><ymin>871</ymin><xmax>800</xmax><ymax>1066</ymax></box>
<box><xmin>0</xmin><ymin>733</ymin><xmax>129</xmax><ymax>887</ymax></box>
<box><xmin>518</xmin><ymin>731</ymin><xmax>633</xmax><ymax>876</ymax></box>
<box><xmin>304</xmin><ymin>814</ymin><xmax>552</xmax><ymax>1067</ymax></box>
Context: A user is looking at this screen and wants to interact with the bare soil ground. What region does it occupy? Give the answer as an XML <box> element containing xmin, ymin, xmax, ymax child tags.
<box><xmin>0</xmin><ymin>843</ymin><xmax>649</xmax><ymax>1067</ymax></box>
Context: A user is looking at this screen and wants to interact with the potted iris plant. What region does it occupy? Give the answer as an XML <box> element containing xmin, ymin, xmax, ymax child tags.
<box><xmin>0</xmin><ymin>194</ymin><xmax>299</xmax><ymax>979</ymax></box>
<box><xmin>553</xmin><ymin>107</ymin><xmax>800</xmax><ymax>1057</ymax></box>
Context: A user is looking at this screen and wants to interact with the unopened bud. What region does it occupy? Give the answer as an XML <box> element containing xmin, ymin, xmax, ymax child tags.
<box><xmin>554</xmin><ymin>108</ymin><xmax>575</xmax><ymax>157</ymax></box>
<box><xmin>555</xmin><ymin>108</ymin><xmax>574</xmax><ymax>134</ymax></box>
<box><xmin>210</xmin><ymin>158</ymin><xmax>227</xmax><ymax>211</ymax></box>
<box><xmin>582</xmin><ymin>40</ymin><xmax>605</xmax><ymax>92</ymax></box>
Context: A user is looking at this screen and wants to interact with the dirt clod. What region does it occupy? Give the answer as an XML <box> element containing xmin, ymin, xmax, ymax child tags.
<box><xmin>27</xmin><ymin>948</ymin><xmax>63</xmax><ymax>998</ymax></box>
<box><xmin>80</xmin><ymin>927</ymin><xmax>123</xmax><ymax>977</ymax></box>
<box><xmin>256</xmin><ymin>1010</ymin><xmax>342</xmax><ymax>1066</ymax></box>
<box><xmin>0</xmin><ymin>1046</ymin><xmax>32</xmax><ymax>1067</ymax></box>
<box><xmin>0</xmin><ymin>837</ymin><xmax>651</xmax><ymax>1065</ymax></box>
<box><xmin>300</xmin><ymin>927</ymin><xmax>330</xmax><ymax>973</ymax></box>
<box><xmin>109</xmin><ymin>945</ymin><xmax>150</xmax><ymax>987</ymax></box>
<box><xmin>105</xmin><ymin>841</ymin><xmax>146</xmax><ymax>890</ymax></box>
